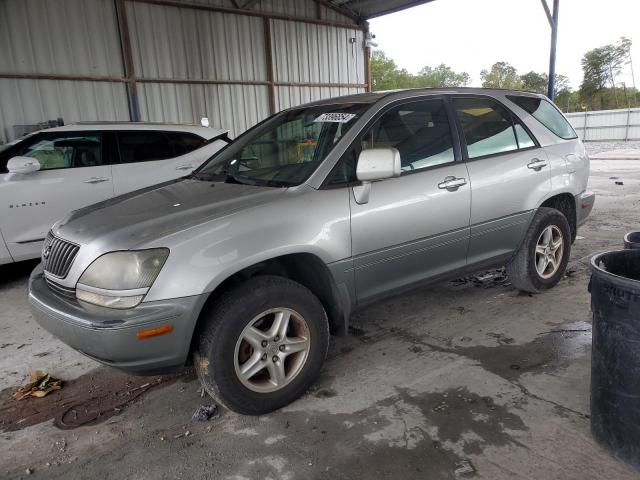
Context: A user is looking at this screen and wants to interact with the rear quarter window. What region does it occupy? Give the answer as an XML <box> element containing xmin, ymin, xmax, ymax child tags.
<box><xmin>507</xmin><ymin>95</ymin><xmax>577</xmax><ymax>140</ymax></box>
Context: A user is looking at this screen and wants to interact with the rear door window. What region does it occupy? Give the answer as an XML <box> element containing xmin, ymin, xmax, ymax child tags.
<box><xmin>507</xmin><ymin>95</ymin><xmax>577</xmax><ymax>139</ymax></box>
<box><xmin>166</xmin><ymin>132</ymin><xmax>206</xmax><ymax>156</ymax></box>
<box><xmin>453</xmin><ymin>97</ymin><xmax>538</xmax><ymax>159</ymax></box>
<box><xmin>117</xmin><ymin>131</ymin><xmax>175</xmax><ymax>163</ymax></box>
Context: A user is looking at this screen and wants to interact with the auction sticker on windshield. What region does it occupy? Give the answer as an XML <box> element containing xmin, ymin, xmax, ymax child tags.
<box><xmin>314</xmin><ymin>113</ymin><xmax>356</xmax><ymax>123</ymax></box>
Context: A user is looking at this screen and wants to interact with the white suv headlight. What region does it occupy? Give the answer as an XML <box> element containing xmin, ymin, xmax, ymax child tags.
<box><xmin>76</xmin><ymin>249</ymin><xmax>169</xmax><ymax>309</ymax></box>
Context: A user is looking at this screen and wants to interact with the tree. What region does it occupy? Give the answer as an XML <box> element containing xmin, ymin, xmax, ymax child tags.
<box><xmin>370</xmin><ymin>51</ymin><xmax>470</xmax><ymax>91</ymax></box>
<box><xmin>580</xmin><ymin>37</ymin><xmax>632</xmax><ymax>107</ymax></box>
<box><xmin>370</xmin><ymin>50</ymin><xmax>416</xmax><ymax>90</ymax></box>
<box><xmin>520</xmin><ymin>71</ymin><xmax>570</xmax><ymax>96</ymax></box>
<box><xmin>415</xmin><ymin>64</ymin><xmax>470</xmax><ymax>88</ymax></box>
<box><xmin>520</xmin><ymin>71</ymin><xmax>548</xmax><ymax>94</ymax></box>
<box><xmin>480</xmin><ymin>62</ymin><xmax>522</xmax><ymax>89</ymax></box>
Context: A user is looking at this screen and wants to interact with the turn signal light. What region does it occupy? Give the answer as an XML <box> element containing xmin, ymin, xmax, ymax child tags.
<box><xmin>136</xmin><ymin>325</ymin><xmax>173</xmax><ymax>340</ymax></box>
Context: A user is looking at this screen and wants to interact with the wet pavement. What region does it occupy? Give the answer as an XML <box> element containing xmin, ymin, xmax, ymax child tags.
<box><xmin>1</xmin><ymin>156</ymin><xmax>640</xmax><ymax>479</ymax></box>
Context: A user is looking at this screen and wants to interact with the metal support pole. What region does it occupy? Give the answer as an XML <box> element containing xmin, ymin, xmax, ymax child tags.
<box><xmin>263</xmin><ymin>17</ymin><xmax>276</xmax><ymax>114</ymax></box>
<box><xmin>363</xmin><ymin>22</ymin><xmax>372</xmax><ymax>92</ymax></box>
<box><xmin>545</xmin><ymin>0</ymin><xmax>560</xmax><ymax>100</ymax></box>
<box><xmin>115</xmin><ymin>0</ymin><xmax>141</xmax><ymax>121</ymax></box>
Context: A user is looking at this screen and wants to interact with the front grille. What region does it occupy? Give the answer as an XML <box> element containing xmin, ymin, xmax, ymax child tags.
<box><xmin>45</xmin><ymin>278</ymin><xmax>76</xmax><ymax>299</ymax></box>
<box><xmin>42</xmin><ymin>232</ymin><xmax>80</xmax><ymax>279</ymax></box>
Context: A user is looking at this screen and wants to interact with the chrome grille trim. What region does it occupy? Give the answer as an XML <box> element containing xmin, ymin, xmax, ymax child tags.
<box><xmin>45</xmin><ymin>278</ymin><xmax>76</xmax><ymax>299</ymax></box>
<box><xmin>42</xmin><ymin>232</ymin><xmax>80</xmax><ymax>279</ymax></box>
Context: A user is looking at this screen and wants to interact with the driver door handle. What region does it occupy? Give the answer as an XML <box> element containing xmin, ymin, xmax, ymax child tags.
<box><xmin>438</xmin><ymin>176</ymin><xmax>467</xmax><ymax>191</ymax></box>
<box><xmin>527</xmin><ymin>158</ymin><xmax>548</xmax><ymax>171</ymax></box>
<box><xmin>84</xmin><ymin>177</ymin><xmax>109</xmax><ymax>184</ymax></box>
<box><xmin>176</xmin><ymin>164</ymin><xmax>197</xmax><ymax>170</ymax></box>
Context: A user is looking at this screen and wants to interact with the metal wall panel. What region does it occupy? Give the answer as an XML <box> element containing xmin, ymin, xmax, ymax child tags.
<box><xmin>271</xmin><ymin>20</ymin><xmax>364</xmax><ymax>84</ymax></box>
<box><xmin>566</xmin><ymin>108</ymin><xmax>640</xmax><ymax>141</ymax></box>
<box><xmin>275</xmin><ymin>86</ymin><xmax>364</xmax><ymax>111</ymax></box>
<box><xmin>0</xmin><ymin>0</ymin><xmax>123</xmax><ymax>76</ymax></box>
<box><xmin>0</xmin><ymin>79</ymin><xmax>129</xmax><ymax>143</ymax></box>
<box><xmin>138</xmin><ymin>82</ymin><xmax>270</xmax><ymax>137</ymax></box>
<box><xmin>126</xmin><ymin>1</ymin><xmax>267</xmax><ymax>81</ymax></box>
<box><xmin>0</xmin><ymin>0</ymin><xmax>366</xmax><ymax>144</ymax></box>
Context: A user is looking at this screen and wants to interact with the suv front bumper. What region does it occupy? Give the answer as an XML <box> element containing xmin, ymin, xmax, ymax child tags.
<box><xmin>29</xmin><ymin>264</ymin><xmax>205</xmax><ymax>374</ymax></box>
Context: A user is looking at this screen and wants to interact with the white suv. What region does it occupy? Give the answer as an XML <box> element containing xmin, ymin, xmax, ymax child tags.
<box><xmin>0</xmin><ymin>123</ymin><xmax>229</xmax><ymax>264</ymax></box>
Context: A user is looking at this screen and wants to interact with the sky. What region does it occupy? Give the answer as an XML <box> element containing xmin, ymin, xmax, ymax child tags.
<box><xmin>369</xmin><ymin>0</ymin><xmax>640</xmax><ymax>89</ymax></box>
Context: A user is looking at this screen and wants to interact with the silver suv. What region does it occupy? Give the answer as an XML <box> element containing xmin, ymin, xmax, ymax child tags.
<box><xmin>29</xmin><ymin>88</ymin><xmax>594</xmax><ymax>414</ymax></box>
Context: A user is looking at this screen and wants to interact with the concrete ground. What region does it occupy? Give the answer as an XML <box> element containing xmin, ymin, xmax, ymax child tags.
<box><xmin>2</xmin><ymin>148</ymin><xmax>640</xmax><ymax>479</ymax></box>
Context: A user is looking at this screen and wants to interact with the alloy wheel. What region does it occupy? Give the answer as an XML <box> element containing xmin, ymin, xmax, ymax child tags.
<box><xmin>535</xmin><ymin>225</ymin><xmax>564</xmax><ymax>279</ymax></box>
<box><xmin>234</xmin><ymin>308</ymin><xmax>311</xmax><ymax>393</ymax></box>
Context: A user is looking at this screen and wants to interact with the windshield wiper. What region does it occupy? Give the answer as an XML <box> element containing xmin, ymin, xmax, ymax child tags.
<box><xmin>186</xmin><ymin>170</ymin><xmax>289</xmax><ymax>188</ymax></box>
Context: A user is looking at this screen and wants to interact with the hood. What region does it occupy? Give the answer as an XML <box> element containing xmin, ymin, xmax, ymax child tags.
<box><xmin>55</xmin><ymin>179</ymin><xmax>285</xmax><ymax>248</ymax></box>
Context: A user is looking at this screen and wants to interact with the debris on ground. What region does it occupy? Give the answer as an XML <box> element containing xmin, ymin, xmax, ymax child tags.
<box><xmin>191</xmin><ymin>404</ymin><xmax>218</xmax><ymax>422</ymax></box>
<box><xmin>14</xmin><ymin>371</ymin><xmax>62</xmax><ymax>400</ymax></box>
<box><xmin>1</xmin><ymin>368</ymin><xmax>186</xmax><ymax>432</ymax></box>
<box><xmin>450</xmin><ymin>268</ymin><xmax>510</xmax><ymax>289</ymax></box>
<box><xmin>454</xmin><ymin>459</ymin><xmax>476</xmax><ymax>476</ymax></box>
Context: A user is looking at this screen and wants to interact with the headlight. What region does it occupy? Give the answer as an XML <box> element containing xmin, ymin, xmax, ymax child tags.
<box><xmin>76</xmin><ymin>249</ymin><xmax>169</xmax><ymax>309</ymax></box>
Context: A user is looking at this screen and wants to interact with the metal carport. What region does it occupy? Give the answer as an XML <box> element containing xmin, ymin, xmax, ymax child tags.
<box><xmin>0</xmin><ymin>0</ymin><xmax>559</xmax><ymax>144</ymax></box>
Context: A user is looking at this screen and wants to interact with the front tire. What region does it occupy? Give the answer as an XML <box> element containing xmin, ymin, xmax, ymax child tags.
<box><xmin>506</xmin><ymin>207</ymin><xmax>571</xmax><ymax>293</ymax></box>
<box><xmin>194</xmin><ymin>275</ymin><xmax>329</xmax><ymax>415</ymax></box>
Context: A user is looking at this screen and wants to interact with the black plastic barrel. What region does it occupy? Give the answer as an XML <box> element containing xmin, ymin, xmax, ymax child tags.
<box><xmin>624</xmin><ymin>232</ymin><xmax>640</xmax><ymax>249</ymax></box>
<box><xmin>590</xmin><ymin>249</ymin><xmax>640</xmax><ymax>468</ymax></box>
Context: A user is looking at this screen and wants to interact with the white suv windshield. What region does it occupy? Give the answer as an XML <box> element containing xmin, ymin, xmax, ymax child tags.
<box><xmin>195</xmin><ymin>103</ymin><xmax>369</xmax><ymax>187</ymax></box>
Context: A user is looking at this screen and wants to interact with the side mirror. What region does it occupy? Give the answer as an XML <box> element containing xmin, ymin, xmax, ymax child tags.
<box><xmin>356</xmin><ymin>148</ymin><xmax>401</xmax><ymax>182</ymax></box>
<box><xmin>7</xmin><ymin>156</ymin><xmax>41</xmax><ymax>174</ymax></box>
<box><xmin>353</xmin><ymin>148</ymin><xmax>401</xmax><ymax>205</ymax></box>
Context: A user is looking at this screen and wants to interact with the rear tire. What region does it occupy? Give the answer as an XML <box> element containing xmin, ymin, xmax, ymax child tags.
<box><xmin>194</xmin><ymin>275</ymin><xmax>329</xmax><ymax>415</ymax></box>
<box><xmin>506</xmin><ymin>207</ymin><xmax>571</xmax><ymax>293</ymax></box>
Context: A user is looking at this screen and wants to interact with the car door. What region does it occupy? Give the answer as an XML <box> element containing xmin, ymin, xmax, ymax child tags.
<box><xmin>0</xmin><ymin>131</ymin><xmax>113</xmax><ymax>261</ymax></box>
<box><xmin>347</xmin><ymin>97</ymin><xmax>471</xmax><ymax>303</ymax></box>
<box><xmin>450</xmin><ymin>96</ymin><xmax>552</xmax><ymax>269</ymax></box>
<box><xmin>111</xmin><ymin>130</ymin><xmax>227</xmax><ymax>195</ymax></box>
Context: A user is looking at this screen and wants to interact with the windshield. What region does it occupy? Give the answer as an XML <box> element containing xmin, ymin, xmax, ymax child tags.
<box><xmin>194</xmin><ymin>103</ymin><xmax>369</xmax><ymax>187</ymax></box>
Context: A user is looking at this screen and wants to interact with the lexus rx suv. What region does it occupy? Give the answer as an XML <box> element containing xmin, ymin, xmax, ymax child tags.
<box><xmin>29</xmin><ymin>89</ymin><xmax>594</xmax><ymax>414</ymax></box>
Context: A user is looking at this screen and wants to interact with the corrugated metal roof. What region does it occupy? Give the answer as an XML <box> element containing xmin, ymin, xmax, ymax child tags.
<box><xmin>325</xmin><ymin>0</ymin><xmax>436</xmax><ymax>20</ymax></box>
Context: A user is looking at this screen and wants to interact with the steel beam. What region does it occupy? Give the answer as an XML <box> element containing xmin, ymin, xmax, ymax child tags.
<box><xmin>541</xmin><ymin>0</ymin><xmax>560</xmax><ymax>100</ymax></box>
<box><xmin>115</xmin><ymin>0</ymin><xmax>141</xmax><ymax>121</ymax></box>
<box><xmin>130</xmin><ymin>0</ymin><xmax>360</xmax><ymax>29</ymax></box>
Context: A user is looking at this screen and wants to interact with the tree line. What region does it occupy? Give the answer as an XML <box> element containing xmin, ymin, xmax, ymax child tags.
<box><xmin>371</xmin><ymin>37</ymin><xmax>638</xmax><ymax>112</ymax></box>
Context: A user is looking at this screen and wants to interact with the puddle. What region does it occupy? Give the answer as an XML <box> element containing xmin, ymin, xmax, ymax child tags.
<box><xmin>349</xmin><ymin>320</ymin><xmax>592</xmax><ymax>384</ymax></box>
<box><xmin>453</xmin><ymin>321</ymin><xmax>592</xmax><ymax>382</ymax></box>
<box><xmin>398</xmin><ymin>387</ymin><xmax>528</xmax><ymax>455</ymax></box>
<box><xmin>0</xmin><ymin>367</ymin><xmax>190</xmax><ymax>431</ymax></box>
